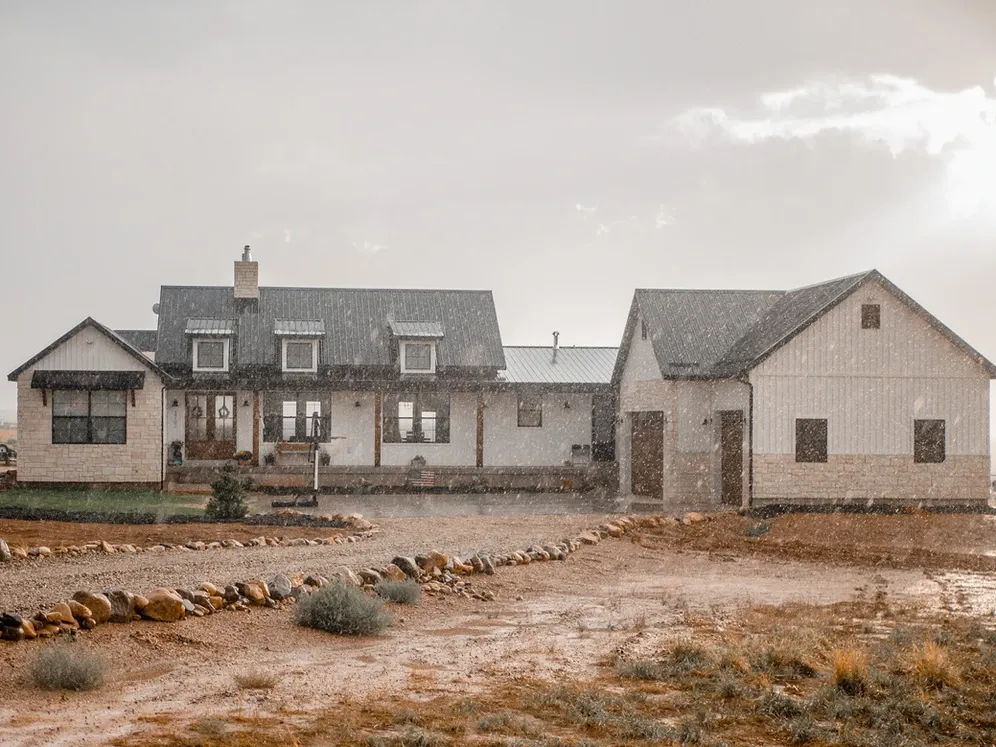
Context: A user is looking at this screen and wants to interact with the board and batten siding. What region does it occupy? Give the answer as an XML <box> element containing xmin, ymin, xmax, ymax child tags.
<box><xmin>750</xmin><ymin>281</ymin><xmax>991</xmax><ymax>504</ymax></box>
<box><xmin>16</xmin><ymin>325</ymin><xmax>164</xmax><ymax>485</ymax></box>
<box><xmin>483</xmin><ymin>391</ymin><xmax>593</xmax><ymax>467</ymax></box>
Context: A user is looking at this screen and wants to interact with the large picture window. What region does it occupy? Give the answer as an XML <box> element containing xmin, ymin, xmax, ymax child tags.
<box><xmin>263</xmin><ymin>393</ymin><xmax>331</xmax><ymax>442</ymax></box>
<box><xmin>52</xmin><ymin>390</ymin><xmax>126</xmax><ymax>444</ymax></box>
<box><xmin>382</xmin><ymin>393</ymin><xmax>450</xmax><ymax>443</ymax></box>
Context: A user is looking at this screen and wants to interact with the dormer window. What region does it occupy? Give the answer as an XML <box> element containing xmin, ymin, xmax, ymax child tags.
<box><xmin>282</xmin><ymin>339</ymin><xmax>318</xmax><ymax>373</ymax></box>
<box><xmin>861</xmin><ymin>304</ymin><xmax>881</xmax><ymax>329</ymax></box>
<box><xmin>193</xmin><ymin>338</ymin><xmax>229</xmax><ymax>372</ymax></box>
<box><xmin>401</xmin><ymin>341</ymin><xmax>435</xmax><ymax>373</ymax></box>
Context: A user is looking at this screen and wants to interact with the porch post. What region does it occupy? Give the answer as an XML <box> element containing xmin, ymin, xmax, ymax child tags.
<box><xmin>252</xmin><ymin>391</ymin><xmax>261</xmax><ymax>466</ymax></box>
<box><xmin>476</xmin><ymin>391</ymin><xmax>484</xmax><ymax>468</ymax></box>
<box><xmin>374</xmin><ymin>392</ymin><xmax>382</xmax><ymax>467</ymax></box>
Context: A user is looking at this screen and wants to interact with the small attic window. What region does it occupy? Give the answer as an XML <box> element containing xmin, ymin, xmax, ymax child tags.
<box><xmin>861</xmin><ymin>304</ymin><xmax>881</xmax><ymax>330</ymax></box>
<box><xmin>641</xmin><ymin>321</ymin><xmax>648</xmax><ymax>340</ymax></box>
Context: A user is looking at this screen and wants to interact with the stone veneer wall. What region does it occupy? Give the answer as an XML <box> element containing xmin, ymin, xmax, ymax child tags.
<box><xmin>16</xmin><ymin>376</ymin><xmax>164</xmax><ymax>485</ymax></box>
<box><xmin>752</xmin><ymin>454</ymin><xmax>990</xmax><ymax>506</ymax></box>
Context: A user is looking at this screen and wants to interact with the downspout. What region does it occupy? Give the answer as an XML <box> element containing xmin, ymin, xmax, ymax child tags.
<box><xmin>160</xmin><ymin>385</ymin><xmax>166</xmax><ymax>493</ymax></box>
<box><xmin>737</xmin><ymin>371</ymin><xmax>753</xmax><ymax>514</ymax></box>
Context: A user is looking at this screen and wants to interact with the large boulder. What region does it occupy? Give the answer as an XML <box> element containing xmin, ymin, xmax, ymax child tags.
<box><xmin>268</xmin><ymin>575</ymin><xmax>292</xmax><ymax>601</ymax></box>
<box><xmin>0</xmin><ymin>538</ymin><xmax>11</xmax><ymax>563</ymax></box>
<box><xmin>141</xmin><ymin>588</ymin><xmax>186</xmax><ymax>622</ymax></box>
<box><xmin>383</xmin><ymin>564</ymin><xmax>407</xmax><ymax>583</ymax></box>
<box><xmin>422</xmin><ymin>550</ymin><xmax>448</xmax><ymax>572</ymax></box>
<box><xmin>391</xmin><ymin>556</ymin><xmax>420</xmax><ymax>579</ymax></box>
<box><xmin>103</xmin><ymin>590</ymin><xmax>137</xmax><ymax>623</ymax></box>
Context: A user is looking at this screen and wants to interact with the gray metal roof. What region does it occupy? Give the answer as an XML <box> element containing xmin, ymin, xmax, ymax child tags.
<box><xmin>273</xmin><ymin>319</ymin><xmax>326</xmax><ymax>336</ymax></box>
<box><xmin>499</xmin><ymin>346</ymin><xmax>617</xmax><ymax>385</ymax></box>
<box><xmin>185</xmin><ymin>318</ymin><xmax>235</xmax><ymax>335</ymax></box>
<box><xmin>389</xmin><ymin>320</ymin><xmax>445</xmax><ymax>338</ymax></box>
<box><xmin>157</xmin><ymin>287</ymin><xmax>505</xmax><ymax>371</ymax></box>
<box><xmin>114</xmin><ymin>329</ymin><xmax>158</xmax><ymax>353</ymax></box>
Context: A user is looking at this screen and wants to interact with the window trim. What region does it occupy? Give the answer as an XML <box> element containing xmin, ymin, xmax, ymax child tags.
<box><xmin>517</xmin><ymin>393</ymin><xmax>543</xmax><ymax>428</ymax></box>
<box><xmin>913</xmin><ymin>419</ymin><xmax>946</xmax><ymax>464</ymax></box>
<box><xmin>861</xmin><ymin>303</ymin><xmax>881</xmax><ymax>330</ymax></box>
<box><xmin>400</xmin><ymin>341</ymin><xmax>436</xmax><ymax>374</ymax></box>
<box><xmin>192</xmin><ymin>337</ymin><xmax>230</xmax><ymax>372</ymax></box>
<box><xmin>51</xmin><ymin>389</ymin><xmax>127</xmax><ymax>445</ymax></box>
<box><xmin>795</xmin><ymin>418</ymin><xmax>828</xmax><ymax>463</ymax></box>
<box><xmin>281</xmin><ymin>338</ymin><xmax>318</xmax><ymax>373</ymax></box>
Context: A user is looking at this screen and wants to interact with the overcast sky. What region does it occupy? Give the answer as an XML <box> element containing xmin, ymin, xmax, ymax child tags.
<box><xmin>2</xmin><ymin>0</ymin><xmax>994</xmax><ymax>444</ymax></box>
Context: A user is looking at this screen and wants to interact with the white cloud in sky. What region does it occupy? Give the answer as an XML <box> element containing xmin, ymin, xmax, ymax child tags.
<box><xmin>353</xmin><ymin>240</ymin><xmax>385</xmax><ymax>254</ymax></box>
<box><xmin>283</xmin><ymin>229</ymin><xmax>292</xmax><ymax>243</ymax></box>
<box><xmin>675</xmin><ymin>74</ymin><xmax>996</xmax><ymax>217</ymax></box>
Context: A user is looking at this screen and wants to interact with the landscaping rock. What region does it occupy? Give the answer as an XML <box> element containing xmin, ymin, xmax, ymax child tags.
<box><xmin>11</xmin><ymin>546</ymin><xmax>27</xmax><ymax>560</ymax></box>
<box><xmin>236</xmin><ymin>582</ymin><xmax>266</xmax><ymax>605</ymax></box>
<box><xmin>67</xmin><ymin>600</ymin><xmax>93</xmax><ymax>621</ymax></box>
<box><xmin>422</xmin><ymin>550</ymin><xmax>449</xmax><ymax>572</ymax></box>
<box><xmin>104</xmin><ymin>590</ymin><xmax>137</xmax><ymax>623</ymax></box>
<box><xmin>358</xmin><ymin>569</ymin><xmax>382</xmax><ymax>586</ymax></box>
<box><xmin>268</xmin><ymin>575</ymin><xmax>292</xmax><ymax>601</ymax></box>
<box><xmin>142</xmin><ymin>589</ymin><xmax>186</xmax><ymax>622</ymax></box>
<box><xmin>73</xmin><ymin>592</ymin><xmax>112</xmax><ymax>624</ymax></box>
<box><xmin>79</xmin><ymin>617</ymin><xmax>97</xmax><ymax>631</ymax></box>
<box><xmin>0</xmin><ymin>537</ymin><xmax>11</xmax><ymax>562</ymax></box>
<box><xmin>134</xmin><ymin>595</ymin><xmax>149</xmax><ymax>611</ymax></box>
<box><xmin>383</xmin><ymin>563</ymin><xmax>407</xmax><ymax>583</ymax></box>
<box><xmin>99</xmin><ymin>540</ymin><xmax>115</xmax><ymax>553</ymax></box>
<box><xmin>50</xmin><ymin>602</ymin><xmax>74</xmax><ymax>623</ymax></box>
<box><xmin>29</xmin><ymin>546</ymin><xmax>52</xmax><ymax>557</ymax></box>
<box><xmin>682</xmin><ymin>511</ymin><xmax>707</xmax><ymax>525</ymax></box>
<box><xmin>20</xmin><ymin>618</ymin><xmax>37</xmax><ymax>639</ymax></box>
<box><xmin>200</xmin><ymin>582</ymin><xmax>222</xmax><ymax>596</ymax></box>
<box><xmin>223</xmin><ymin>585</ymin><xmax>241</xmax><ymax>603</ymax></box>
<box><xmin>208</xmin><ymin>595</ymin><xmax>225</xmax><ymax>611</ymax></box>
<box><xmin>181</xmin><ymin>599</ymin><xmax>196</xmax><ymax>614</ymax></box>
<box><xmin>330</xmin><ymin>566</ymin><xmax>361</xmax><ymax>587</ymax></box>
<box><xmin>391</xmin><ymin>556</ymin><xmax>420</xmax><ymax>579</ymax></box>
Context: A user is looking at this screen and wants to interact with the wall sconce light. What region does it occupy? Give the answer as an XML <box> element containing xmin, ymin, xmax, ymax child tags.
<box><xmin>171</xmin><ymin>399</ymin><xmax>179</xmax><ymax>408</ymax></box>
<box><xmin>564</xmin><ymin>401</ymin><xmax>571</xmax><ymax>410</ymax></box>
<box><xmin>242</xmin><ymin>399</ymin><xmax>251</xmax><ymax>407</ymax></box>
<box><xmin>354</xmin><ymin>400</ymin><xmax>362</xmax><ymax>408</ymax></box>
<box><xmin>702</xmin><ymin>417</ymin><xmax>713</xmax><ymax>426</ymax></box>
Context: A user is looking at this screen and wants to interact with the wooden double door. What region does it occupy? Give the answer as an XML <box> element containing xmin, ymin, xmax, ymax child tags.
<box><xmin>186</xmin><ymin>393</ymin><xmax>236</xmax><ymax>460</ymax></box>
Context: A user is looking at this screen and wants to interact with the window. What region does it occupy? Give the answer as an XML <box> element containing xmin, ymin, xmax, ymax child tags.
<box><xmin>193</xmin><ymin>338</ymin><xmax>229</xmax><ymax>371</ymax></box>
<box><xmin>52</xmin><ymin>390</ymin><xmax>126</xmax><ymax>444</ymax></box>
<box><xmin>282</xmin><ymin>339</ymin><xmax>317</xmax><ymax>372</ymax></box>
<box><xmin>383</xmin><ymin>393</ymin><xmax>449</xmax><ymax>443</ymax></box>
<box><xmin>517</xmin><ymin>393</ymin><xmax>543</xmax><ymax>427</ymax></box>
<box><xmin>795</xmin><ymin>418</ymin><xmax>827</xmax><ymax>463</ymax></box>
<box><xmin>861</xmin><ymin>304</ymin><xmax>881</xmax><ymax>329</ymax></box>
<box><xmin>641</xmin><ymin>320</ymin><xmax>648</xmax><ymax>340</ymax></box>
<box><xmin>263</xmin><ymin>394</ymin><xmax>330</xmax><ymax>442</ymax></box>
<box><xmin>914</xmin><ymin>419</ymin><xmax>945</xmax><ymax>463</ymax></box>
<box><xmin>401</xmin><ymin>342</ymin><xmax>434</xmax><ymax>373</ymax></box>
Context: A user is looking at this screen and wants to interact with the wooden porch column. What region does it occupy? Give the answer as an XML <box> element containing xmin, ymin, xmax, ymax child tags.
<box><xmin>476</xmin><ymin>392</ymin><xmax>484</xmax><ymax>468</ymax></box>
<box><xmin>374</xmin><ymin>393</ymin><xmax>382</xmax><ymax>467</ymax></box>
<box><xmin>252</xmin><ymin>391</ymin><xmax>261</xmax><ymax>466</ymax></box>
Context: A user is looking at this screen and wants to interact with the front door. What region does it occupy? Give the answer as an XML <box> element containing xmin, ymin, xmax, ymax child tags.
<box><xmin>719</xmin><ymin>410</ymin><xmax>744</xmax><ymax>505</ymax></box>
<box><xmin>186</xmin><ymin>393</ymin><xmax>236</xmax><ymax>460</ymax></box>
<box><xmin>630</xmin><ymin>411</ymin><xmax>664</xmax><ymax>498</ymax></box>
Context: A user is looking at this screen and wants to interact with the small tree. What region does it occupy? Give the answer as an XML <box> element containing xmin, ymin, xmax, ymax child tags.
<box><xmin>206</xmin><ymin>462</ymin><xmax>251</xmax><ymax>519</ymax></box>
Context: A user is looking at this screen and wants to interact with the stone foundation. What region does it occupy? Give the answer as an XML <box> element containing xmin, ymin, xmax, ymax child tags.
<box><xmin>752</xmin><ymin>453</ymin><xmax>991</xmax><ymax>506</ymax></box>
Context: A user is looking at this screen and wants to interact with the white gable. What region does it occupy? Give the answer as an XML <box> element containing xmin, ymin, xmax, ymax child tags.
<box><xmin>619</xmin><ymin>312</ymin><xmax>662</xmax><ymax>385</ymax></box>
<box><xmin>20</xmin><ymin>325</ymin><xmax>153</xmax><ymax>378</ymax></box>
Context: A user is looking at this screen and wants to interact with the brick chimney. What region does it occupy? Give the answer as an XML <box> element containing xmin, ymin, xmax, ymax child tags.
<box><xmin>234</xmin><ymin>245</ymin><xmax>259</xmax><ymax>299</ymax></box>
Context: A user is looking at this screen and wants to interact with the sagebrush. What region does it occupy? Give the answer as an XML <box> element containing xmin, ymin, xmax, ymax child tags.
<box><xmin>376</xmin><ymin>579</ymin><xmax>422</xmax><ymax>605</ymax></box>
<box><xmin>295</xmin><ymin>582</ymin><xmax>393</xmax><ymax>635</ymax></box>
<box><xmin>31</xmin><ymin>644</ymin><xmax>107</xmax><ymax>691</ymax></box>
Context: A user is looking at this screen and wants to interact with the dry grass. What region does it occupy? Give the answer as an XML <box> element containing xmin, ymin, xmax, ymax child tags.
<box><xmin>912</xmin><ymin>640</ymin><xmax>959</xmax><ymax>690</ymax></box>
<box><xmin>233</xmin><ymin>669</ymin><xmax>280</xmax><ymax>690</ymax></box>
<box><xmin>30</xmin><ymin>643</ymin><xmax>107</xmax><ymax>691</ymax></box>
<box><xmin>831</xmin><ymin>648</ymin><xmax>869</xmax><ymax>695</ymax></box>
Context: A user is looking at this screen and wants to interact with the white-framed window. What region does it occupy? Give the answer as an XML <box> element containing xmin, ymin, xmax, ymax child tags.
<box><xmin>282</xmin><ymin>339</ymin><xmax>318</xmax><ymax>373</ymax></box>
<box><xmin>400</xmin><ymin>341</ymin><xmax>435</xmax><ymax>373</ymax></box>
<box><xmin>517</xmin><ymin>393</ymin><xmax>543</xmax><ymax>427</ymax></box>
<box><xmin>193</xmin><ymin>338</ymin><xmax>230</xmax><ymax>372</ymax></box>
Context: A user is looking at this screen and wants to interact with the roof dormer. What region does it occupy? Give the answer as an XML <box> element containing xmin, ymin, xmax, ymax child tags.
<box><xmin>186</xmin><ymin>318</ymin><xmax>234</xmax><ymax>373</ymax></box>
<box><xmin>389</xmin><ymin>320</ymin><xmax>443</xmax><ymax>375</ymax></box>
<box><xmin>274</xmin><ymin>319</ymin><xmax>325</xmax><ymax>374</ymax></box>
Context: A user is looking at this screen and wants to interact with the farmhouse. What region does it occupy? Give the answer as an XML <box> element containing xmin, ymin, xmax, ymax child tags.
<box><xmin>614</xmin><ymin>271</ymin><xmax>996</xmax><ymax>509</ymax></box>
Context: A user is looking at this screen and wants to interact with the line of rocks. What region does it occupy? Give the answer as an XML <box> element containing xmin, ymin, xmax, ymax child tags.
<box><xmin>0</xmin><ymin>514</ymin><xmax>651</xmax><ymax>643</ymax></box>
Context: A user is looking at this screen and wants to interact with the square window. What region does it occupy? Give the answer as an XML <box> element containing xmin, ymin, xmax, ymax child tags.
<box><xmin>403</xmin><ymin>342</ymin><xmax>433</xmax><ymax>372</ymax></box>
<box><xmin>284</xmin><ymin>341</ymin><xmax>315</xmax><ymax>370</ymax></box>
<box><xmin>861</xmin><ymin>304</ymin><xmax>881</xmax><ymax>329</ymax></box>
<box><xmin>795</xmin><ymin>418</ymin><xmax>828</xmax><ymax>463</ymax></box>
<box><xmin>914</xmin><ymin>419</ymin><xmax>945</xmax><ymax>463</ymax></box>
<box><xmin>196</xmin><ymin>340</ymin><xmax>226</xmax><ymax>369</ymax></box>
<box><xmin>517</xmin><ymin>393</ymin><xmax>543</xmax><ymax>427</ymax></box>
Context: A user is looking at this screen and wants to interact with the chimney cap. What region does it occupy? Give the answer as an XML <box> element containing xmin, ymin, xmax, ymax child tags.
<box><xmin>242</xmin><ymin>245</ymin><xmax>252</xmax><ymax>262</ymax></box>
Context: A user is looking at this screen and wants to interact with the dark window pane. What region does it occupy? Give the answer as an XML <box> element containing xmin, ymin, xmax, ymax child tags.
<box><xmin>861</xmin><ymin>304</ymin><xmax>881</xmax><ymax>329</ymax></box>
<box><xmin>53</xmin><ymin>416</ymin><xmax>89</xmax><ymax>444</ymax></box>
<box><xmin>914</xmin><ymin>419</ymin><xmax>945</xmax><ymax>463</ymax></box>
<box><xmin>795</xmin><ymin>418</ymin><xmax>828</xmax><ymax>463</ymax></box>
<box><xmin>404</xmin><ymin>343</ymin><xmax>432</xmax><ymax>371</ymax></box>
<box><xmin>197</xmin><ymin>341</ymin><xmax>225</xmax><ymax>368</ymax></box>
<box><xmin>285</xmin><ymin>341</ymin><xmax>314</xmax><ymax>370</ymax></box>
<box><xmin>517</xmin><ymin>393</ymin><xmax>543</xmax><ymax>427</ymax></box>
<box><xmin>92</xmin><ymin>417</ymin><xmax>126</xmax><ymax>444</ymax></box>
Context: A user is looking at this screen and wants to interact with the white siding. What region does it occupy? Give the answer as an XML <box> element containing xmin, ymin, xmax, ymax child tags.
<box><xmin>483</xmin><ymin>392</ymin><xmax>592</xmax><ymax>467</ymax></box>
<box><xmin>620</xmin><ymin>313</ymin><xmax>661</xmax><ymax>384</ymax></box>
<box><xmin>164</xmin><ymin>389</ymin><xmax>185</xmax><ymax>453</ymax></box>
<box><xmin>752</xmin><ymin>283</ymin><xmax>991</xmax><ymax>456</ymax></box>
<box><xmin>381</xmin><ymin>392</ymin><xmax>478</xmax><ymax>466</ymax></box>
<box><xmin>32</xmin><ymin>327</ymin><xmax>150</xmax><ymax>372</ymax></box>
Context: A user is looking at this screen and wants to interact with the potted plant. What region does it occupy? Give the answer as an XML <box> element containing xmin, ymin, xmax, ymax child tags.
<box><xmin>319</xmin><ymin>450</ymin><xmax>331</xmax><ymax>466</ymax></box>
<box><xmin>263</xmin><ymin>452</ymin><xmax>277</xmax><ymax>466</ymax></box>
<box><xmin>168</xmin><ymin>440</ymin><xmax>183</xmax><ymax>466</ymax></box>
<box><xmin>233</xmin><ymin>450</ymin><xmax>253</xmax><ymax>466</ymax></box>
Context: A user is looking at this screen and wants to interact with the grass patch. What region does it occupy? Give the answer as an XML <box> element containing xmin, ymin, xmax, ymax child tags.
<box><xmin>615</xmin><ymin>642</ymin><xmax>713</xmax><ymax>683</ymax></box>
<box><xmin>832</xmin><ymin>648</ymin><xmax>870</xmax><ymax>695</ymax></box>
<box><xmin>31</xmin><ymin>643</ymin><xmax>107</xmax><ymax>691</ymax></box>
<box><xmin>376</xmin><ymin>579</ymin><xmax>422</xmax><ymax>605</ymax></box>
<box><xmin>912</xmin><ymin>641</ymin><xmax>958</xmax><ymax>690</ymax></box>
<box><xmin>0</xmin><ymin>487</ymin><xmax>203</xmax><ymax>518</ymax></box>
<box><xmin>295</xmin><ymin>581</ymin><xmax>393</xmax><ymax>636</ymax></box>
<box><xmin>233</xmin><ymin>669</ymin><xmax>279</xmax><ymax>690</ymax></box>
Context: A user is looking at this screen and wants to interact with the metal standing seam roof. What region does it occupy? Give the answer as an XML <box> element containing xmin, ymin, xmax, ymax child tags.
<box><xmin>499</xmin><ymin>346</ymin><xmax>618</xmax><ymax>385</ymax></box>
<box><xmin>156</xmin><ymin>287</ymin><xmax>505</xmax><ymax>369</ymax></box>
<box><xmin>273</xmin><ymin>319</ymin><xmax>326</xmax><ymax>336</ymax></box>
<box><xmin>113</xmin><ymin>330</ymin><xmax>158</xmax><ymax>353</ymax></box>
<box><xmin>184</xmin><ymin>318</ymin><xmax>235</xmax><ymax>335</ymax></box>
<box><xmin>388</xmin><ymin>320</ymin><xmax>445</xmax><ymax>338</ymax></box>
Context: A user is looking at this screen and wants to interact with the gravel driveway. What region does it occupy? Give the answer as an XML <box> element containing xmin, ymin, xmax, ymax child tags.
<box><xmin>0</xmin><ymin>513</ymin><xmax>614</xmax><ymax>614</ymax></box>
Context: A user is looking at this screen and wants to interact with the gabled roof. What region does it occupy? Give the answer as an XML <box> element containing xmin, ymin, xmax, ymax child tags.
<box><xmin>114</xmin><ymin>329</ymin><xmax>158</xmax><ymax>353</ymax></box>
<box><xmin>499</xmin><ymin>346</ymin><xmax>617</xmax><ymax>385</ymax></box>
<box><xmin>155</xmin><ymin>286</ymin><xmax>505</xmax><ymax>371</ymax></box>
<box><xmin>7</xmin><ymin>317</ymin><xmax>170</xmax><ymax>382</ymax></box>
<box><xmin>614</xmin><ymin>270</ymin><xmax>996</xmax><ymax>381</ymax></box>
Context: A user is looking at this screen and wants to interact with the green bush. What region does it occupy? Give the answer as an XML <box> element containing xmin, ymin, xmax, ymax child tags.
<box><xmin>295</xmin><ymin>582</ymin><xmax>393</xmax><ymax>636</ymax></box>
<box><xmin>376</xmin><ymin>579</ymin><xmax>421</xmax><ymax>605</ymax></box>
<box><xmin>206</xmin><ymin>462</ymin><xmax>251</xmax><ymax>520</ymax></box>
<box><xmin>31</xmin><ymin>644</ymin><xmax>107</xmax><ymax>691</ymax></box>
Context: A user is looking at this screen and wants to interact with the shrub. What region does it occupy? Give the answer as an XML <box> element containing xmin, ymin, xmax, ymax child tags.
<box><xmin>206</xmin><ymin>462</ymin><xmax>251</xmax><ymax>520</ymax></box>
<box><xmin>295</xmin><ymin>582</ymin><xmax>393</xmax><ymax>636</ymax></box>
<box><xmin>832</xmin><ymin>648</ymin><xmax>869</xmax><ymax>695</ymax></box>
<box><xmin>789</xmin><ymin>716</ymin><xmax>820</xmax><ymax>744</ymax></box>
<box><xmin>376</xmin><ymin>579</ymin><xmax>421</xmax><ymax>605</ymax></box>
<box><xmin>233</xmin><ymin>669</ymin><xmax>279</xmax><ymax>690</ymax></box>
<box><xmin>757</xmin><ymin>691</ymin><xmax>804</xmax><ymax>720</ymax></box>
<box><xmin>912</xmin><ymin>641</ymin><xmax>959</xmax><ymax>690</ymax></box>
<box><xmin>31</xmin><ymin>644</ymin><xmax>106</xmax><ymax>691</ymax></box>
<box><xmin>752</xmin><ymin>644</ymin><xmax>818</xmax><ymax>678</ymax></box>
<box><xmin>745</xmin><ymin>522</ymin><xmax>771</xmax><ymax>538</ymax></box>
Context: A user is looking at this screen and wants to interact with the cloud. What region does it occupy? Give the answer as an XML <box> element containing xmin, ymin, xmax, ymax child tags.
<box><xmin>655</xmin><ymin>204</ymin><xmax>673</xmax><ymax>228</ymax></box>
<box><xmin>575</xmin><ymin>203</ymin><xmax>597</xmax><ymax>213</ymax></box>
<box><xmin>353</xmin><ymin>240</ymin><xmax>385</xmax><ymax>254</ymax></box>
<box><xmin>674</xmin><ymin>74</ymin><xmax>996</xmax><ymax>217</ymax></box>
<box><xmin>283</xmin><ymin>229</ymin><xmax>292</xmax><ymax>243</ymax></box>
